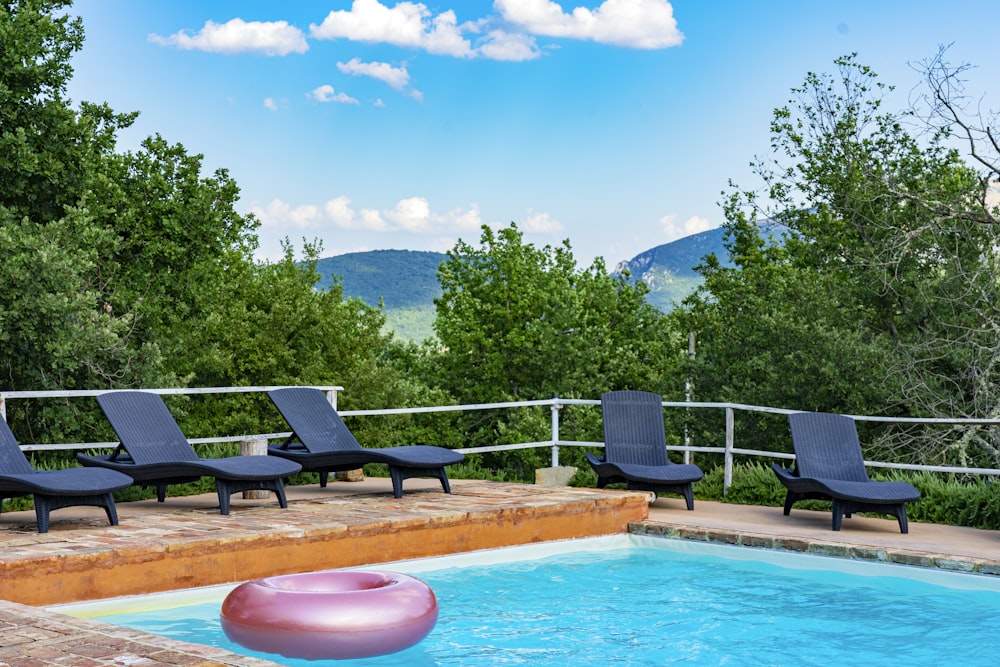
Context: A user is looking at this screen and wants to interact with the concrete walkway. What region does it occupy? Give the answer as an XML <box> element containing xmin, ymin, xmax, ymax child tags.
<box><xmin>643</xmin><ymin>495</ymin><xmax>1000</xmax><ymax>573</ymax></box>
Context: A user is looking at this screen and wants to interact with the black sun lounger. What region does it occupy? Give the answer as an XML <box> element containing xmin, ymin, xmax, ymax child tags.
<box><xmin>267</xmin><ymin>387</ymin><xmax>464</xmax><ymax>498</ymax></box>
<box><xmin>1</xmin><ymin>417</ymin><xmax>132</xmax><ymax>532</ymax></box>
<box><xmin>77</xmin><ymin>391</ymin><xmax>301</xmax><ymax>514</ymax></box>
<box><xmin>772</xmin><ymin>411</ymin><xmax>921</xmax><ymax>533</ymax></box>
<box><xmin>586</xmin><ymin>389</ymin><xmax>704</xmax><ymax>510</ymax></box>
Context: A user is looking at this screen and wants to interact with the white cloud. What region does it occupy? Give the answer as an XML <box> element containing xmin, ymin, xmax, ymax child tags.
<box><xmin>447</xmin><ymin>203</ymin><xmax>484</xmax><ymax>231</ymax></box>
<box><xmin>385</xmin><ymin>196</ymin><xmax>433</xmax><ymax>231</ymax></box>
<box><xmin>477</xmin><ymin>30</ymin><xmax>542</xmax><ymax>61</ymax></box>
<box><xmin>310</xmin><ymin>84</ymin><xmax>361</xmax><ymax>105</ymax></box>
<box><xmin>257</xmin><ymin>196</ymin><xmax>557</xmax><ymax>242</ymax></box>
<box><xmin>495</xmin><ymin>0</ymin><xmax>684</xmax><ymax>48</ymax></box>
<box><xmin>659</xmin><ymin>213</ymin><xmax>712</xmax><ymax>241</ymax></box>
<box><xmin>149</xmin><ymin>18</ymin><xmax>308</xmax><ymax>56</ymax></box>
<box><xmin>251</xmin><ymin>199</ymin><xmax>324</xmax><ymax>229</ymax></box>
<box><xmin>522</xmin><ymin>209</ymin><xmax>564</xmax><ymax>233</ymax></box>
<box><xmin>323</xmin><ymin>196</ymin><xmax>358</xmax><ymax>227</ymax></box>
<box><xmin>338</xmin><ymin>57</ymin><xmax>410</xmax><ymax>90</ymax></box>
<box><xmin>321</xmin><ymin>196</ymin><xmax>485</xmax><ymax>234</ymax></box>
<box><xmin>310</xmin><ymin>0</ymin><xmax>475</xmax><ymax>57</ymax></box>
<box><xmin>263</xmin><ymin>97</ymin><xmax>278</xmax><ymax>111</ymax></box>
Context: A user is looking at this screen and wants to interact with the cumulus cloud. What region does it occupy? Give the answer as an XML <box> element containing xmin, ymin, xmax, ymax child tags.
<box><xmin>447</xmin><ymin>204</ymin><xmax>484</xmax><ymax>231</ymax></box>
<box><xmin>495</xmin><ymin>0</ymin><xmax>683</xmax><ymax>48</ymax></box>
<box><xmin>659</xmin><ymin>213</ymin><xmax>712</xmax><ymax>241</ymax></box>
<box><xmin>263</xmin><ymin>97</ymin><xmax>278</xmax><ymax>111</ymax></box>
<box><xmin>319</xmin><ymin>196</ymin><xmax>487</xmax><ymax>234</ymax></box>
<box><xmin>311</xmin><ymin>0</ymin><xmax>475</xmax><ymax>57</ymax></box>
<box><xmin>149</xmin><ymin>18</ymin><xmax>308</xmax><ymax>55</ymax></box>
<box><xmin>310</xmin><ymin>85</ymin><xmax>360</xmax><ymax>105</ymax></box>
<box><xmin>151</xmin><ymin>1</ymin><xmax>682</xmax><ymax>69</ymax></box>
<box><xmin>477</xmin><ymin>30</ymin><xmax>542</xmax><ymax>61</ymax></box>
<box><xmin>251</xmin><ymin>199</ymin><xmax>324</xmax><ymax>229</ymax></box>
<box><xmin>338</xmin><ymin>57</ymin><xmax>410</xmax><ymax>90</ymax></box>
<box><xmin>383</xmin><ymin>196</ymin><xmax>432</xmax><ymax>231</ymax></box>
<box><xmin>522</xmin><ymin>209</ymin><xmax>564</xmax><ymax>233</ymax></box>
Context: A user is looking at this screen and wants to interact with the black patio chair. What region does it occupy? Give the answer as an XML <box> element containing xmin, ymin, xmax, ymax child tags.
<box><xmin>77</xmin><ymin>391</ymin><xmax>301</xmax><ymax>514</ymax></box>
<box><xmin>586</xmin><ymin>390</ymin><xmax>704</xmax><ymax>510</ymax></box>
<box><xmin>772</xmin><ymin>411</ymin><xmax>921</xmax><ymax>533</ymax></box>
<box><xmin>1</xmin><ymin>417</ymin><xmax>132</xmax><ymax>532</ymax></box>
<box><xmin>267</xmin><ymin>387</ymin><xmax>464</xmax><ymax>498</ymax></box>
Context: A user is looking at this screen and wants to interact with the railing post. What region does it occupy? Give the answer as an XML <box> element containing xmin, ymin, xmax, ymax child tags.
<box><xmin>550</xmin><ymin>396</ymin><xmax>561</xmax><ymax>468</ymax></box>
<box><xmin>325</xmin><ymin>389</ymin><xmax>338</xmax><ymax>409</ymax></box>
<box><xmin>724</xmin><ymin>407</ymin><xmax>734</xmax><ymax>495</ymax></box>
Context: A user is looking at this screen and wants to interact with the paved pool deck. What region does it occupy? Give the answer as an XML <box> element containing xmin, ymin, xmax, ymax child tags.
<box><xmin>1</xmin><ymin>478</ymin><xmax>998</xmax><ymax>666</ymax></box>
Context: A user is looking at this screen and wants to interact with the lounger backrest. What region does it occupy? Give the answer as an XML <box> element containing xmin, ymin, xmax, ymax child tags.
<box><xmin>96</xmin><ymin>391</ymin><xmax>200</xmax><ymax>464</ymax></box>
<box><xmin>787</xmin><ymin>412</ymin><xmax>870</xmax><ymax>482</ymax></box>
<box><xmin>268</xmin><ymin>387</ymin><xmax>363</xmax><ymax>454</ymax></box>
<box><xmin>601</xmin><ymin>390</ymin><xmax>670</xmax><ymax>467</ymax></box>
<box><xmin>0</xmin><ymin>418</ymin><xmax>34</xmax><ymax>475</ymax></box>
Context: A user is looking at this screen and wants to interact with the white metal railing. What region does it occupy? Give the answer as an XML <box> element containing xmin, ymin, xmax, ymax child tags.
<box><xmin>3</xmin><ymin>387</ymin><xmax>1000</xmax><ymax>492</ymax></box>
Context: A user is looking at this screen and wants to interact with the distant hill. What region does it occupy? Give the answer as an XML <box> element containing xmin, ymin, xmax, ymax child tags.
<box><xmin>314</xmin><ymin>250</ymin><xmax>446</xmax><ymax>342</ymax></box>
<box><xmin>611</xmin><ymin>226</ymin><xmax>731</xmax><ymax>310</ymax></box>
<box><xmin>314</xmin><ymin>228</ymin><xmax>751</xmax><ymax>341</ymax></box>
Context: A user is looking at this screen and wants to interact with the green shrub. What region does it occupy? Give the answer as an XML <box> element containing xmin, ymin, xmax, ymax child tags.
<box><xmin>691</xmin><ymin>463</ymin><xmax>1000</xmax><ymax>530</ymax></box>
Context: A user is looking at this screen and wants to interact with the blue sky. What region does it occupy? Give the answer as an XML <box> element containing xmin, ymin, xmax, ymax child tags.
<box><xmin>66</xmin><ymin>0</ymin><xmax>1000</xmax><ymax>268</ymax></box>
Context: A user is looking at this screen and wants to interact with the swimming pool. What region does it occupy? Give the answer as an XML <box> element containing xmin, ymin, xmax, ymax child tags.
<box><xmin>57</xmin><ymin>535</ymin><xmax>1000</xmax><ymax>666</ymax></box>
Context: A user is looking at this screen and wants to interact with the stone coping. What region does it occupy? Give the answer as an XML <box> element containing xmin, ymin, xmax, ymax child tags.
<box><xmin>631</xmin><ymin>522</ymin><xmax>1000</xmax><ymax>576</ymax></box>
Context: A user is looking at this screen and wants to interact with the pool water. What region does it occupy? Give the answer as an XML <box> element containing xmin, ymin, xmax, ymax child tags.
<box><xmin>65</xmin><ymin>536</ymin><xmax>1000</xmax><ymax>666</ymax></box>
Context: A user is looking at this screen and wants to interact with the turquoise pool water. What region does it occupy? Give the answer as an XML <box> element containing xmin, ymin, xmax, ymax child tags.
<box><xmin>60</xmin><ymin>536</ymin><xmax>1000</xmax><ymax>666</ymax></box>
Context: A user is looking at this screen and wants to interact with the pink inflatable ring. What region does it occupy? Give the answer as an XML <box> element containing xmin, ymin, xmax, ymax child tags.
<box><xmin>220</xmin><ymin>570</ymin><xmax>439</xmax><ymax>660</ymax></box>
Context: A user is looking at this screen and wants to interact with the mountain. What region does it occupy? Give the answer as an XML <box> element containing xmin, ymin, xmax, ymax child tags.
<box><xmin>314</xmin><ymin>229</ymin><xmax>736</xmax><ymax>341</ymax></box>
<box><xmin>611</xmin><ymin>226</ymin><xmax>731</xmax><ymax>310</ymax></box>
<box><xmin>315</xmin><ymin>249</ymin><xmax>445</xmax><ymax>308</ymax></box>
<box><xmin>315</xmin><ymin>250</ymin><xmax>446</xmax><ymax>342</ymax></box>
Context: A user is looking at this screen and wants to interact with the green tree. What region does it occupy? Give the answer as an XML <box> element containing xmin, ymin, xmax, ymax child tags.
<box><xmin>430</xmin><ymin>223</ymin><xmax>683</xmax><ymax>476</ymax></box>
<box><xmin>0</xmin><ymin>0</ymin><xmax>162</xmax><ymax>441</ymax></box>
<box><xmin>677</xmin><ymin>54</ymin><xmax>1000</xmax><ymax>466</ymax></box>
<box><xmin>1</xmin><ymin>0</ymin><xmax>413</xmax><ymax>458</ymax></box>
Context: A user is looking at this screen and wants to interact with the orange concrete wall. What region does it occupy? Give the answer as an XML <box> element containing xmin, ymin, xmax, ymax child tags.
<box><xmin>4</xmin><ymin>494</ymin><xmax>648</xmax><ymax>606</ymax></box>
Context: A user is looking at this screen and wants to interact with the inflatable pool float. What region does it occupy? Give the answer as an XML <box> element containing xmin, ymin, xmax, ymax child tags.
<box><xmin>220</xmin><ymin>570</ymin><xmax>439</xmax><ymax>660</ymax></box>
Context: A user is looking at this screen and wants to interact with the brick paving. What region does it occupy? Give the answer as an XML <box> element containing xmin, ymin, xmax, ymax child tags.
<box><xmin>2</xmin><ymin>478</ymin><xmax>999</xmax><ymax>666</ymax></box>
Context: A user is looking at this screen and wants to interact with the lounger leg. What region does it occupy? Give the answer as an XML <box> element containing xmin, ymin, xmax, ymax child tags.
<box><xmin>782</xmin><ymin>492</ymin><xmax>796</xmax><ymax>516</ymax></box>
<box><xmin>896</xmin><ymin>505</ymin><xmax>909</xmax><ymax>534</ymax></box>
<box><xmin>438</xmin><ymin>470</ymin><xmax>452</xmax><ymax>494</ymax></box>
<box><xmin>34</xmin><ymin>496</ymin><xmax>52</xmax><ymax>534</ymax></box>
<box><xmin>273</xmin><ymin>480</ymin><xmax>289</xmax><ymax>509</ymax></box>
<box><xmin>831</xmin><ymin>500</ymin><xmax>845</xmax><ymax>531</ymax></box>
<box><xmin>216</xmin><ymin>482</ymin><xmax>232</xmax><ymax>515</ymax></box>
<box><xmin>318</xmin><ymin>471</ymin><xmax>329</xmax><ymax>488</ymax></box>
<box><xmin>390</xmin><ymin>468</ymin><xmax>405</xmax><ymax>498</ymax></box>
<box><xmin>101</xmin><ymin>492</ymin><xmax>120</xmax><ymax>526</ymax></box>
<box><xmin>682</xmin><ymin>485</ymin><xmax>695</xmax><ymax>511</ymax></box>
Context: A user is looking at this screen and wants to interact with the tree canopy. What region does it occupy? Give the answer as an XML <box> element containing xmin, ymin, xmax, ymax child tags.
<box><xmin>0</xmin><ymin>0</ymin><xmax>413</xmax><ymax>446</ymax></box>
<box><xmin>676</xmin><ymin>53</ymin><xmax>1000</xmax><ymax>466</ymax></box>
